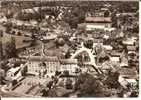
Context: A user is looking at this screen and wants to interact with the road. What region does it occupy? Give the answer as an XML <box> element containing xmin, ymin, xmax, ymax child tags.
<box><xmin>70</xmin><ymin>47</ymin><xmax>101</xmax><ymax>68</ymax></box>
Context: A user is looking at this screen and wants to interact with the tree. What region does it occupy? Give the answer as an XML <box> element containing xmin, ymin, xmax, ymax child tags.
<box><xmin>41</xmin><ymin>89</ymin><xmax>49</xmax><ymax>97</ymax></box>
<box><xmin>45</xmin><ymin>88</ymin><xmax>57</xmax><ymax>97</ymax></box>
<box><xmin>74</xmin><ymin>73</ymin><xmax>105</xmax><ymax>97</ymax></box>
<box><xmin>103</xmin><ymin>71</ymin><xmax>121</xmax><ymax>89</ymax></box>
<box><xmin>111</xmin><ymin>10</ymin><xmax>117</xmax><ymax>28</ymax></box>
<box><xmin>55</xmin><ymin>71</ymin><xmax>61</xmax><ymax>76</ymax></box>
<box><xmin>63</xmin><ymin>70</ymin><xmax>69</xmax><ymax>76</ymax></box>
<box><xmin>54</xmin><ymin>38</ymin><xmax>65</xmax><ymax>47</ymax></box>
<box><xmin>104</xmin><ymin>10</ymin><xmax>110</xmax><ymax>17</ymax></box>
<box><xmin>65</xmin><ymin>49</ymin><xmax>71</xmax><ymax>59</ymax></box>
<box><xmin>5</xmin><ymin>22</ymin><xmax>12</xmax><ymax>34</ymax></box>
<box><xmin>12</xmin><ymin>80</ymin><xmax>18</xmax><ymax>86</ymax></box>
<box><xmin>133</xmin><ymin>23</ymin><xmax>139</xmax><ymax>33</ymax></box>
<box><xmin>3</xmin><ymin>37</ymin><xmax>17</xmax><ymax>59</ymax></box>
<box><xmin>84</xmin><ymin>39</ymin><xmax>93</xmax><ymax>49</ymax></box>
<box><xmin>21</xmin><ymin>65</ymin><xmax>28</xmax><ymax>76</ymax></box>
<box><xmin>0</xmin><ymin>68</ymin><xmax>5</xmax><ymax>85</ymax></box>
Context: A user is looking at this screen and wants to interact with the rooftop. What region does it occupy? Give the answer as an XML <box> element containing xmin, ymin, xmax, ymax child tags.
<box><xmin>8</xmin><ymin>67</ymin><xmax>21</xmax><ymax>73</ymax></box>
<box><xmin>85</xmin><ymin>17</ymin><xmax>111</xmax><ymax>23</ymax></box>
<box><xmin>110</xmin><ymin>51</ymin><xmax>121</xmax><ymax>57</ymax></box>
<box><xmin>60</xmin><ymin>59</ymin><xmax>78</xmax><ymax>64</ymax></box>
<box><xmin>127</xmin><ymin>46</ymin><xmax>136</xmax><ymax>51</ymax></box>
<box><xmin>119</xmin><ymin>67</ymin><xmax>138</xmax><ymax>79</ymax></box>
<box><xmin>28</xmin><ymin>56</ymin><xmax>59</xmax><ymax>62</ymax></box>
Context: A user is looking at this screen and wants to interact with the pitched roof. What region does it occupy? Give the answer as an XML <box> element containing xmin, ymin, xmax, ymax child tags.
<box><xmin>119</xmin><ymin>68</ymin><xmax>138</xmax><ymax>79</ymax></box>
<box><xmin>110</xmin><ymin>51</ymin><xmax>121</xmax><ymax>57</ymax></box>
<box><xmin>127</xmin><ymin>46</ymin><xmax>136</xmax><ymax>51</ymax></box>
<box><xmin>85</xmin><ymin>17</ymin><xmax>111</xmax><ymax>23</ymax></box>
<box><xmin>8</xmin><ymin>67</ymin><xmax>21</xmax><ymax>73</ymax></box>
<box><xmin>28</xmin><ymin>56</ymin><xmax>59</xmax><ymax>62</ymax></box>
<box><xmin>60</xmin><ymin>59</ymin><xmax>78</xmax><ymax>64</ymax></box>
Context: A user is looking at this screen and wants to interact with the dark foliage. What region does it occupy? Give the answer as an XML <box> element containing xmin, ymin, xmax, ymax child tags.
<box><xmin>74</xmin><ymin>73</ymin><xmax>105</xmax><ymax>97</ymax></box>
<box><xmin>3</xmin><ymin>37</ymin><xmax>17</xmax><ymax>59</ymax></box>
<box><xmin>83</xmin><ymin>39</ymin><xmax>93</xmax><ymax>49</ymax></box>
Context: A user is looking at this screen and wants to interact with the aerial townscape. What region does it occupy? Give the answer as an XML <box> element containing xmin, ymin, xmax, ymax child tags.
<box><xmin>0</xmin><ymin>0</ymin><xmax>139</xmax><ymax>98</ymax></box>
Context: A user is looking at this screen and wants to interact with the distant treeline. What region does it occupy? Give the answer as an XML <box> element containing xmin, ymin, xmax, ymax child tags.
<box><xmin>1</xmin><ymin>0</ymin><xmax>138</xmax><ymax>12</ymax></box>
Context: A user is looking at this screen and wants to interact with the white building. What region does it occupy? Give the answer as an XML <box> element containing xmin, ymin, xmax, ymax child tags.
<box><xmin>6</xmin><ymin>67</ymin><xmax>22</xmax><ymax>81</ymax></box>
<box><xmin>85</xmin><ymin>17</ymin><xmax>112</xmax><ymax>31</ymax></box>
<box><xmin>60</xmin><ymin>59</ymin><xmax>78</xmax><ymax>75</ymax></box>
<box><xmin>27</xmin><ymin>56</ymin><xmax>60</xmax><ymax>76</ymax></box>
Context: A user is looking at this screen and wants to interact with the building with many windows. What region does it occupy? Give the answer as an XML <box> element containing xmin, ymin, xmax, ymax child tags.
<box><xmin>60</xmin><ymin>59</ymin><xmax>78</xmax><ymax>75</ymax></box>
<box><xmin>27</xmin><ymin>56</ymin><xmax>60</xmax><ymax>76</ymax></box>
<box><xmin>27</xmin><ymin>56</ymin><xmax>79</xmax><ymax>77</ymax></box>
<box><xmin>85</xmin><ymin>17</ymin><xmax>112</xmax><ymax>31</ymax></box>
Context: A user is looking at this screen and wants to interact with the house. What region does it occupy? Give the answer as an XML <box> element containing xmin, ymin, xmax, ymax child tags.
<box><xmin>128</xmin><ymin>51</ymin><xmax>136</xmax><ymax>58</ymax></box>
<box><xmin>85</xmin><ymin>17</ymin><xmax>112</xmax><ymax>31</ymax></box>
<box><xmin>110</xmin><ymin>57</ymin><xmax>120</xmax><ymax>62</ymax></box>
<box><xmin>60</xmin><ymin>59</ymin><xmax>78</xmax><ymax>75</ymax></box>
<box><xmin>6</xmin><ymin>67</ymin><xmax>22</xmax><ymax>81</ymax></box>
<box><xmin>119</xmin><ymin>67</ymin><xmax>138</xmax><ymax>79</ymax></box>
<box><xmin>127</xmin><ymin>46</ymin><xmax>136</xmax><ymax>60</ymax></box>
<box><xmin>126</xmin><ymin>79</ymin><xmax>137</xmax><ymax>87</ymax></box>
<box><xmin>93</xmin><ymin>39</ymin><xmax>103</xmax><ymax>44</ymax></box>
<box><xmin>104</xmin><ymin>28</ymin><xmax>116</xmax><ymax>32</ymax></box>
<box><xmin>21</xmin><ymin>7</ymin><xmax>39</xmax><ymax>15</ymax></box>
<box><xmin>85</xmin><ymin>17</ymin><xmax>111</xmax><ymax>23</ymax></box>
<box><xmin>27</xmin><ymin>56</ymin><xmax>60</xmax><ymax>76</ymax></box>
<box><xmin>92</xmin><ymin>33</ymin><xmax>104</xmax><ymax>39</ymax></box>
<box><xmin>122</xmin><ymin>38</ymin><xmax>135</xmax><ymax>46</ymax></box>
<box><xmin>103</xmin><ymin>45</ymin><xmax>113</xmax><ymax>51</ymax></box>
<box><xmin>120</xmin><ymin>56</ymin><xmax>128</xmax><ymax>68</ymax></box>
<box><xmin>127</xmin><ymin>47</ymin><xmax>137</xmax><ymax>67</ymax></box>
<box><xmin>127</xmin><ymin>46</ymin><xmax>136</xmax><ymax>52</ymax></box>
<box><xmin>110</xmin><ymin>51</ymin><xmax>121</xmax><ymax>62</ymax></box>
<box><xmin>86</xmin><ymin>24</ymin><xmax>105</xmax><ymax>31</ymax></box>
<box><xmin>41</xmin><ymin>33</ymin><xmax>57</xmax><ymax>42</ymax></box>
